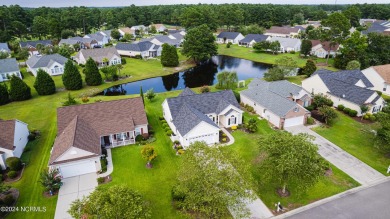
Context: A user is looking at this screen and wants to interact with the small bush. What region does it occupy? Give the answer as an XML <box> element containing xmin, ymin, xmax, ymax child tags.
<box><xmin>226</xmin><ymin>42</ymin><xmax>232</xmax><ymax>48</ymax></box>
<box><xmin>162</xmin><ymin>123</ymin><xmax>169</xmax><ymax>128</ymax></box>
<box><xmin>28</xmin><ymin>133</ymin><xmax>36</xmax><ymax>141</ymax></box>
<box><xmin>121</xmin><ymin>58</ymin><xmax>127</xmax><ymax>64</ymax></box>
<box><xmin>134</xmin><ymin>55</ymin><xmax>142</xmax><ymax>59</ymax></box>
<box><xmin>104</xmin><ymin>43</ymin><xmax>113</xmax><ymax>47</ymax></box>
<box><xmin>7</xmin><ymin>171</ymin><xmax>17</xmax><ymax>179</ymax></box>
<box><xmin>199</xmin><ymin>86</ymin><xmax>210</xmax><ymax>93</ymax></box>
<box><xmin>348</xmin><ymin>110</ymin><xmax>358</xmax><ymax>117</ymax></box>
<box><xmin>97</xmin><ymin>177</ymin><xmax>105</xmax><ymax>184</ymax></box>
<box><xmin>222</xmin><ymin>138</ymin><xmax>227</xmax><ymax>142</ymax></box>
<box><xmin>166</xmin><ymin>130</ymin><xmax>173</xmax><ymax>136</ymax></box>
<box><xmin>135</xmin><ymin>135</ymin><xmax>144</xmax><ymax>142</ymax></box>
<box><xmin>79</xmin><ymin>64</ymin><xmax>85</xmax><ymax>68</ymax></box>
<box><xmin>231</xmin><ymin>126</ymin><xmax>237</xmax><ymax>130</ymax></box>
<box><xmin>289</xmin><ymin>50</ymin><xmax>296</xmax><ymax>54</ymax></box>
<box><xmin>337</xmin><ymin>105</ymin><xmax>345</xmax><ymax>111</ymax></box>
<box><xmin>222</xmin><ymin>133</ymin><xmax>227</xmax><ymax>137</ymax></box>
<box><xmin>173</xmin><ymin>140</ymin><xmax>180</xmax><ymax>145</ymax></box>
<box><xmin>343</xmin><ymin>107</ymin><xmax>351</xmax><ymax>114</ymax></box>
<box><xmin>177</xmin><ymin>149</ymin><xmax>185</xmax><ymax>155</ymax></box>
<box><xmin>369</xmin><ymin>115</ymin><xmax>376</xmax><ymax>121</ymax></box>
<box><xmin>306</xmin><ymin>117</ymin><xmax>314</xmax><ymax>125</ymax></box>
<box><xmin>3</xmin><ymin>194</ymin><xmax>14</xmax><ymax>206</ymax></box>
<box><xmin>140</xmin><ymin>140</ymin><xmax>147</xmax><ymax>145</ymax></box>
<box><xmin>171</xmin><ymin>186</ymin><xmax>186</xmax><ymax>201</ymax></box>
<box><xmin>159</xmin><ymin>116</ymin><xmax>165</xmax><ymax>120</ymax></box>
<box><xmin>165</xmin><ymin>127</ymin><xmax>171</xmax><ymax>132</ymax></box>
<box><xmin>363</xmin><ymin>113</ymin><xmax>370</xmax><ymax>120</ymax></box>
<box><xmin>177</xmin><ymin>146</ymin><xmax>183</xmax><ymax>150</ymax></box>
<box><xmin>100</xmin><ymin>158</ymin><xmax>108</xmax><ymax>172</ymax></box>
<box><xmin>81</xmin><ymin>96</ymin><xmax>89</xmax><ymax>103</ymax></box>
<box><xmin>6</xmin><ymin>157</ymin><xmax>22</xmax><ymax>171</ymax></box>
<box><xmin>305</xmin><ymin>105</ymin><xmax>315</xmax><ymax>111</ymax></box>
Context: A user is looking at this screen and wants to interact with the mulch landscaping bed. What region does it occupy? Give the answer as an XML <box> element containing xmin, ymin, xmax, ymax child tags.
<box><xmin>351</xmin><ymin>116</ymin><xmax>375</xmax><ymax>124</ymax></box>
<box><xmin>3</xmin><ymin>165</ymin><xmax>25</xmax><ymax>183</ymax></box>
<box><xmin>98</xmin><ymin>175</ymin><xmax>112</xmax><ymax>185</ymax></box>
<box><xmin>0</xmin><ymin>188</ymin><xmax>20</xmax><ymax>218</ymax></box>
<box><xmin>43</xmin><ymin>190</ymin><xmax>59</xmax><ymax>198</ymax></box>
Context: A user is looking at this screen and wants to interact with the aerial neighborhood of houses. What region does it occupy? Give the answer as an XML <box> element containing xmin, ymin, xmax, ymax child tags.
<box><xmin>1</xmin><ymin>3</ymin><xmax>390</xmax><ymax>219</ymax></box>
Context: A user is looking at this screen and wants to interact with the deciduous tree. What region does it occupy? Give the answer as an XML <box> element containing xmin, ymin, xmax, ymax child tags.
<box><xmin>302</xmin><ymin>59</ymin><xmax>317</xmax><ymax>77</ymax></box>
<box><xmin>346</xmin><ymin>60</ymin><xmax>361</xmax><ymax>70</ymax></box>
<box><xmin>110</xmin><ymin>29</ymin><xmax>121</xmax><ymax>40</ymax></box>
<box><xmin>141</xmin><ymin>145</ymin><xmax>157</xmax><ymax>168</ymax></box>
<box><xmin>318</xmin><ymin>105</ymin><xmax>338</xmax><ymax>125</ymax></box>
<box><xmin>182</xmin><ymin>24</ymin><xmax>217</xmax><ymax>64</ymax></box>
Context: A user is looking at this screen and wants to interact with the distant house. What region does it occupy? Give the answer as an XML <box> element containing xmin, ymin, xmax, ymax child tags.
<box><xmin>264</xmin><ymin>26</ymin><xmax>301</xmax><ymax>38</ymax></box>
<box><xmin>150</xmin><ymin>24</ymin><xmax>167</xmax><ymax>32</ymax></box>
<box><xmin>162</xmin><ymin>88</ymin><xmax>243</xmax><ymax>148</ymax></box>
<box><xmin>84</xmin><ymin>33</ymin><xmax>109</xmax><ymax>46</ymax></box>
<box><xmin>238</xmin><ymin>34</ymin><xmax>269</xmax><ymax>47</ymax></box>
<box><xmin>146</xmin><ymin>35</ymin><xmax>182</xmax><ymax>47</ymax></box>
<box><xmin>359</xmin><ymin>19</ymin><xmax>377</xmax><ymax>26</ymax></box>
<box><xmin>26</xmin><ymin>54</ymin><xmax>68</xmax><ymax>77</ymax></box>
<box><xmin>49</xmin><ymin>97</ymin><xmax>148</xmax><ymax>178</ymax></box>
<box><xmin>74</xmin><ymin>47</ymin><xmax>121</xmax><ymax>66</ymax></box>
<box><xmin>302</xmin><ymin>69</ymin><xmax>385</xmax><ymax>116</ymax></box>
<box><xmin>362</xmin><ymin>64</ymin><xmax>390</xmax><ymax>96</ymax></box>
<box><xmin>115</xmin><ymin>41</ymin><xmax>161</xmax><ymax>58</ymax></box>
<box><xmin>131</xmin><ymin>25</ymin><xmax>147</xmax><ymax>34</ymax></box>
<box><xmin>0</xmin><ymin>43</ymin><xmax>10</xmax><ymax>54</ymax></box>
<box><xmin>0</xmin><ymin>119</ymin><xmax>29</xmax><ymax>170</ymax></box>
<box><xmin>19</xmin><ymin>40</ymin><xmax>53</xmax><ymax>56</ymax></box>
<box><xmin>310</xmin><ymin>40</ymin><xmax>340</xmax><ymax>58</ymax></box>
<box><xmin>241</xmin><ymin>79</ymin><xmax>311</xmax><ymax>129</ymax></box>
<box><xmin>362</xmin><ymin>20</ymin><xmax>390</xmax><ymax>35</ymax></box>
<box><xmin>267</xmin><ymin>37</ymin><xmax>301</xmax><ymax>53</ymax></box>
<box><xmin>0</xmin><ymin>58</ymin><xmax>21</xmax><ymax>82</ymax></box>
<box><xmin>118</xmin><ymin>27</ymin><xmax>135</xmax><ymax>38</ymax></box>
<box><xmin>97</xmin><ymin>30</ymin><xmax>112</xmax><ymax>40</ymax></box>
<box><xmin>216</xmin><ymin>32</ymin><xmax>245</xmax><ymax>44</ymax></box>
<box><xmin>59</xmin><ymin>37</ymin><xmax>98</xmax><ymax>49</ymax></box>
<box><xmin>168</xmin><ymin>29</ymin><xmax>186</xmax><ymax>35</ymax></box>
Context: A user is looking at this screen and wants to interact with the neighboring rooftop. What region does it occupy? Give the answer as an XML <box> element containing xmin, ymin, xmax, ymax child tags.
<box><xmin>115</xmin><ymin>41</ymin><xmax>155</xmax><ymax>52</ymax></box>
<box><xmin>20</xmin><ymin>40</ymin><xmax>52</xmax><ymax>48</ymax></box>
<box><xmin>372</xmin><ymin>64</ymin><xmax>390</xmax><ymax>84</ymax></box>
<box><xmin>310</xmin><ymin>40</ymin><xmax>340</xmax><ymax>51</ymax></box>
<box><xmin>216</xmin><ymin>32</ymin><xmax>242</xmax><ymax>40</ymax></box>
<box><xmin>0</xmin><ymin>120</ymin><xmax>16</xmax><ymax>150</ymax></box>
<box><xmin>265</xmin><ymin>26</ymin><xmax>301</xmax><ymax>35</ymax></box>
<box><xmin>77</xmin><ymin>47</ymin><xmax>120</xmax><ymax>62</ymax></box>
<box><xmin>239</xmin><ymin>34</ymin><xmax>269</xmax><ymax>43</ymax></box>
<box><xmin>166</xmin><ymin>89</ymin><xmax>240</xmax><ymax>135</ymax></box>
<box><xmin>0</xmin><ymin>58</ymin><xmax>20</xmax><ymax>74</ymax></box>
<box><xmin>242</xmin><ymin>79</ymin><xmax>306</xmax><ymax>117</ymax></box>
<box><xmin>268</xmin><ymin>36</ymin><xmax>301</xmax><ymax>48</ymax></box>
<box><xmin>362</xmin><ymin>20</ymin><xmax>390</xmax><ymax>35</ymax></box>
<box><xmin>26</xmin><ymin>54</ymin><xmax>68</xmax><ymax>68</ymax></box>
<box><xmin>0</xmin><ymin>43</ymin><xmax>10</xmax><ymax>52</ymax></box>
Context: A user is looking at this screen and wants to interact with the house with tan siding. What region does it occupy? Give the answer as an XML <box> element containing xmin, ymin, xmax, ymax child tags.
<box><xmin>362</xmin><ymin>64</ymin><xmax>390</xmax><ymax>96</ymax></box>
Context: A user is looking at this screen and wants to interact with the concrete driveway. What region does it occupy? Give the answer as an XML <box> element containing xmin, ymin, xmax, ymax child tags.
<box><xmin>285</xmin><ymin>125</ymin><xmax>385</xmax><ymax>185</ymax></box>
<box><xmin>54</xmin><ymin>173</ymin><xmax>97</xmax><ymax>219</ymax></box>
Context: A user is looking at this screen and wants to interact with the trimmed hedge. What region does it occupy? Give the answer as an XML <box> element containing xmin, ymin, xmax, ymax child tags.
<box><xmin>348</xmin><ymin>110</ymin><xmax>358</xmax><ymax>117</ymax></box>
<box><xmin>337</xmin><ymin>104</ymin><xmax>345</xmax><ymax>111</ymax></box>
<box><xmin>343</xmin><ymin>107</ymin><xmax>351</xmax><ymax>114</ymax></box>
<box><xmin>6</xmin><ymin>157</ymin><xmax>22</xmax><ymax>171</ymax></box>
<box><xmin>7</xmin><ymin>171</ymin><xmax>17</xmax><ymax>179</ymax></box>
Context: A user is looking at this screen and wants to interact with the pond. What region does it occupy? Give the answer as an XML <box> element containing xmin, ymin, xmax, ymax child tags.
<box><xmin>101</xmin><ymin>55</ymin><xmax>273</xmax><ymax>96</ymax></box>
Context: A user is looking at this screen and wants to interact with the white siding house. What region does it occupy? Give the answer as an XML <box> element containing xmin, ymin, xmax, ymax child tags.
<box><xmin>26</xmin><ymin>54</ymin><xmax>68</xmax><ymax>76</ymax></box>
<box><xmin>216</xmin><ymin>32</ymin><xmax>245</xmax><ymax>44</ymax></box>
<box><xmin>74</xmin><ymin>47</ymin><xmax>121</xmax><ymax>66</ymax></box>
<box><xmin>0</xmin><ymin>58</ymin><xmax>21</xmax><ymax>82</ymax></box>
<box><xmin>0</xmin><ymin>120</ymin><xmax>29</xmax><ymax>170</ymax></box>
<box><xmin>362</xmin><ymin>64</ymin><xmax>390</xmax><ymax>96</ymax></box>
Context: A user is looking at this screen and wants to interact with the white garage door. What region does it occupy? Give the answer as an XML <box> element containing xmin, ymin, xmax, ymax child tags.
<box><xmin>189</xmin><ymin>134</ymin><xmax>216</xmax><ymax>145</ymax></box>
<box><xmin>284</xmin><ymin>116</ymin><xmax>304</xmax><ymax>128</ymax></box>
<box><xmin>59</xmin><ymin>160</ymin><xmax>97</xmax><ymax>178</ymax></box>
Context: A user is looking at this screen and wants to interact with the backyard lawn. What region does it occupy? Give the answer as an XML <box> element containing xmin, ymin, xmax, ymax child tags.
<box><xmin>313</xmin><ymin>111</ymin><xmax>389</xmax><ymax>174</ymax></box>
<box><xmin>218</xmin><ymin>44</ymin><xmax>337</xmax><ymax>70</ymax></box>
<box><xmin>221</xmin><ymin>113</ymin><xmax>360</xmax><ymax>211</ymax></box>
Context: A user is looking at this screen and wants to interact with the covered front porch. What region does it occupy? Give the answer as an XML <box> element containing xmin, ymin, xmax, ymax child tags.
<box><xmin>101</xmin><ymin>131</ymin><xmax>136</xmax><ymax>148</ymax></box>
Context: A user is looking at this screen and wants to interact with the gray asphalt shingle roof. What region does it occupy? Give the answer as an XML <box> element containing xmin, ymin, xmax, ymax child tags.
<box><xmin>167</xmin><ymin>90</ymin><xmax>240</xmax><ymax>136</ymax></box>
<box><xmin>77</xmin><ymin>47</ymin><xmax>119</xmax><ymax>63</ymax></box>
<box><xmin>268</xmin><ymin>37</ymin><xmax>301</xmax><ymax>48</ymax></box>
<box><xmin>239</xmin><ymin>34</ymin><xmax>269</xmax><ymax>43</ymax></box>
<box><xmin>362</xmin><ymin>20</ymin><xmax>390</xmax><ymax>35</ymax></box>
<box><xmin>115</xmin><ymin>41</ymin><xmax>154</xmax><ymax>52</ymax></box>
<box><xmin>242</xmin><ymin>79</ymin><xmax>303</xmax><ymax>117</ymax></box>
<box><xmin>85</xmin><ymin>33</ymin><xmax>105</xmax><ymax>42</ymax></box>
<box><xmin>20</xmin><ymin>40</ymin><xmax>52</xmax><ymax>48</ymax></box>
<box><xmin>216</xmin><ymin>32</ymin><xmax>242</xmax><ymax>40</ymax></box>
<box><xmin>0</xmin><ymin>58</ymin><xmax>19</xmax><ymax>74</ymax></box>
<box><xmin>314</xmin><ymin>69</ymin><xmax>377</xmax><ymax>105</ymax></box>
<box><xmin>153</xmin><ymin>35</ymin><xmax>181</xmax><ymax>45</ymax></box>
<box><xmin>26</xmin><ymin>54</ymin><xmax>68</xmax><ymax>68</ymax></box>
<box><xmin>0</xmin><ymin>43</ymin><xmax>10</xmax><ymax>52</ymax></box>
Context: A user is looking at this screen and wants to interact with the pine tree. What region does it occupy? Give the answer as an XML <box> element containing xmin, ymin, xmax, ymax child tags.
<box><xmin>84</xmin><ymin>57</ymin><xmax>102</xmax><ymax>86</ymax></box>
<box><xmin>34</xmin><ymin>69</ymin><xmax>56</xmax><ymax>95</ymax></box>
<box><xmin>62</xmin><ymin>60</ymin><xmax>83</xmax><ymax>90</ymax></box>
<box><xmin>9</xmin><ymin>75</ymin><xmax>31</xmax><ymax>101</ymax></box>
<box><xmin>302</xmin><ymin>59</ymin><xmax>317</xmax><ymax>77</ymax></box>
<box><xmin>161</xmin><ymin>43</ymin><xmax>179</xmax><ymax>67</ymax></box>
<box><xmin>0</xmin><ymin>83</ymin><xmax>10</xmax><ymax>105</ymax></box>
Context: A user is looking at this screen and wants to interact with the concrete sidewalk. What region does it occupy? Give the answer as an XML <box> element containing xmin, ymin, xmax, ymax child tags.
<box><xmin>229</xmin><ymin>194</ymin><xmax>274</xmax><ymax>219</ymax></box>
<box><xmin>98</xmin><ymin>148</ymin><xmax>113</xmax><ymax>178</ymax></box>
<box><xmin>285</xmin><ymin>125</ymin><xmax>385</xmax><ymax>185</ymax></box>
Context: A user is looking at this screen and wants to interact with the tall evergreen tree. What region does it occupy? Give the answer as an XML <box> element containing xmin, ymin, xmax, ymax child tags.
<box><xmin>84</xmin><ymin>57</ymin><xmax>102</xmax><ymax>86</ymax></box>
<box><xmin>161</xmin><ymin>43</ymin><xmax>179</xmax><ymax>67</ymax></box>
<box><xmin>302</xmin><ymin>59</ymin><xmax>317</xmax><ymax>77</ymax></box>
<box><xmin>140</xmin><ymin>86</ymin><xmax>144</xmax><ymax>105</ymax></box>
<box><xmin>62</xmin><ymin>60</ymin><xmax>83</xmax><ymax>90</ymax></box>
<box><xmin>0</xmin><ymin>83</ymin><xmax>10</xmax><ymax>105</ymax></box>
<box><xmin>9</xmin><ymin>75</ymin><xmax>31</xmax><ymax>101</ymax></box>
<box><xmin>34</xmin><ymin>69</ymin><xmax>56</xmax><ymax>95</ymax></box>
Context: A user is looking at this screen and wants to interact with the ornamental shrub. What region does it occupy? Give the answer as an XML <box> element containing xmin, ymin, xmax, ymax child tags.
<box><xmin>7</xmin><ymin>171</ymin><xmax>17</xmax><ymax>179</ymax></box>
<box><xmin>337</xmin><ymin>104</ymin><xmax>345</xmax><ymax>111</ymax></box>
<box><xmin>348</xmin><ymin>110</ymin><xmax>358</xmax><ymax>117</ymax></box>
<box><xmin>34</xmin><ymin>69</ymin><xmax>56</xmax><ymax>95</ymax></box>
<box><xmin>6</xmin><ymin>157</ymin><xmax>22</xmax><ymax>171</ymax></box>
<box><xmin>135</xmin><ymin>135</ymin><xmax>144</xmax><ymax>142</ymax></box>
<box><xmin>9</xmin><ymin>75</ymin><xmax>31</xmax><ymax>101</ymax></box>
<box><xmin>306</xmin><ymin>117</ymin><xmax>314</xmax><ymax>125</ymax></box>
<box><xmin>343</xmin><ymin>107</ymin><xmax>351</xmax><ymax>114</ymax></box>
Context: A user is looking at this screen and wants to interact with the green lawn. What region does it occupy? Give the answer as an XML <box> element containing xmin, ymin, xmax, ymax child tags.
<box><xmin>313</xmin><ymin>111</ymin><xmax>389</xmax><ymax>174</ymax></box>
<box><xmin>218</xmin><ymin>44</ymin><xmax>336</xmax><ymax>69</ymax></box>
<box><xmin>286</xmin><ymin>75</ymin><xmax>306</xmax><ymax>85</ymax></box>
<box><xmin>221</xmin><ymin>113</ymin><xmax>359</xmax><ymax>210</ymax></box>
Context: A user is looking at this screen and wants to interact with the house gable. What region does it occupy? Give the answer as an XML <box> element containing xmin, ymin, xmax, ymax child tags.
<box><xmin>184</xmin><ymin>121</ymin><xmax>220</xmax><ymax>139</ymax></box>
<box><xmin>55</xmin><ymin>146</ymin><xmax>96</xmax><ymax>162</ymax></box>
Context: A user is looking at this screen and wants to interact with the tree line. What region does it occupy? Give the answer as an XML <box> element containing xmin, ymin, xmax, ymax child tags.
<box><xmin>1</xmin><ymin>4</ymin><xmax>389</xmax><ymax>42</ymax></box>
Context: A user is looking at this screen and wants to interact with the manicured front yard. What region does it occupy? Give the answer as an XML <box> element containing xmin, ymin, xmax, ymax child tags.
<box><xmin>221</xmin><ymin>113</ymin><xmax>359</xmax><ymax>211</ymax></box>
<box><xmin>313</xmin><ymin>111</ymin><xmax>389</xmax><ymax>174</ymax></box>
<box><xmin>218</xmin><ymin>44</ymin><xmax>337</xmax><ymax>70</ymax></box>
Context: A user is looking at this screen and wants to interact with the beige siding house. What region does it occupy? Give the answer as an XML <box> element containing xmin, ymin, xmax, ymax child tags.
<box><xmin>240</xmin><ymin>79</ymin><xmax>311</xmax><ymax>129</ymax></box>
<box><xmin>74</xmin><ymin>47</ymin><xmax>121</xmax><ymax>66</ymax></box>
<box><xmin>362</xmin><ymin>64</ymin><xmax>390</xmax><ymax>96</ymax></box>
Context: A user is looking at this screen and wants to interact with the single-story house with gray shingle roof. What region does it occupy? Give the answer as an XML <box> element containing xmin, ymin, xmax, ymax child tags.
<box><xmin>26</xmin><ymin>54</ymin><xmax>68</xmax><ymax>76</ymax></box>
<box><xmin>264</xmin><ymin>26</ymin><xmax>301</xmax><ymax>38</ymax></box>
<box><xmin>216</xmin><ymin>32</ymin><xmax>244</xmax><ymax>44</ymax></box>
<box><xmin>146</xmin><ymin>35</ymin><xmax>182</xmax><ymax>47</ymax></box>
<box><xmin>0</xmin><ymin>119</ymin><xmax>29</xmax><ymax>170</ymax></box>
<box><xmin>162</xmin><ymin>88</ymin><xmax>243</xmax><ymax>147</ymax></box>
<box><xmin>84</xmin><ymin>33</ymin><xmax>109</xmax><ymax>46</ymax></box>
<box><xmin>302</xmin><ymin>69</ymin><xmax>385</xmax><ymax>116</ymax></box>
<box><xmin>0</xmin><ymin>43</ymin><xmax>10</xmax><ymax>54</ymax></box>
<box><xmin>20</xmin><ymin>40</ymin><xmax>53</xmax><ymax>56</ymax></box>
<box><xmin>0</xmin><ymin>58</ymin><xmax>21</xmax><ymax>82</ymax></box>
<box><xmin>267</xmin><ymin>36</ymin><xmax>302</xmax><ymax>53</ymax></box>
<box><xmin>241</xmin><ymin>79</ymin><xmax>311</xmax><ymax>129</ymax></box>
<box><xmin>59</xmin><ymin>37</ymin><xmax>98</xmax><ymax>49</ymax></box>
<box><xmin>362</xmin><ymin>20</ymin><xmax>390</xmax><ymax>35</ymax></box>
<box><xmin>115</xmin><ymin>41</ymin><xmax>161</xmax><ymax>58</ymax></box>
<box><xmin>239</xmin><ymin>34</ymin><xmax>269</xmax><ymax>47</ymax></box>
<box><xmin>74</xmin><ymin>47</ymin><xmax>121</xmax><ymax>66</ymax></box>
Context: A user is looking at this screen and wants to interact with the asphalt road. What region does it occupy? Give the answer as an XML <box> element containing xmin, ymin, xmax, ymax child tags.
<box><xmin>285</xmin><ymin>179</ymin><xmax>390</xmax><ymax>219</ymax></box>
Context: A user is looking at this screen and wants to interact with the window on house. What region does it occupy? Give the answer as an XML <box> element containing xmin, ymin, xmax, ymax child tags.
<box><xmin>294</xmin><ymin>107</ymin><xmax>299</xmax><ymax>112</ymax></box>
